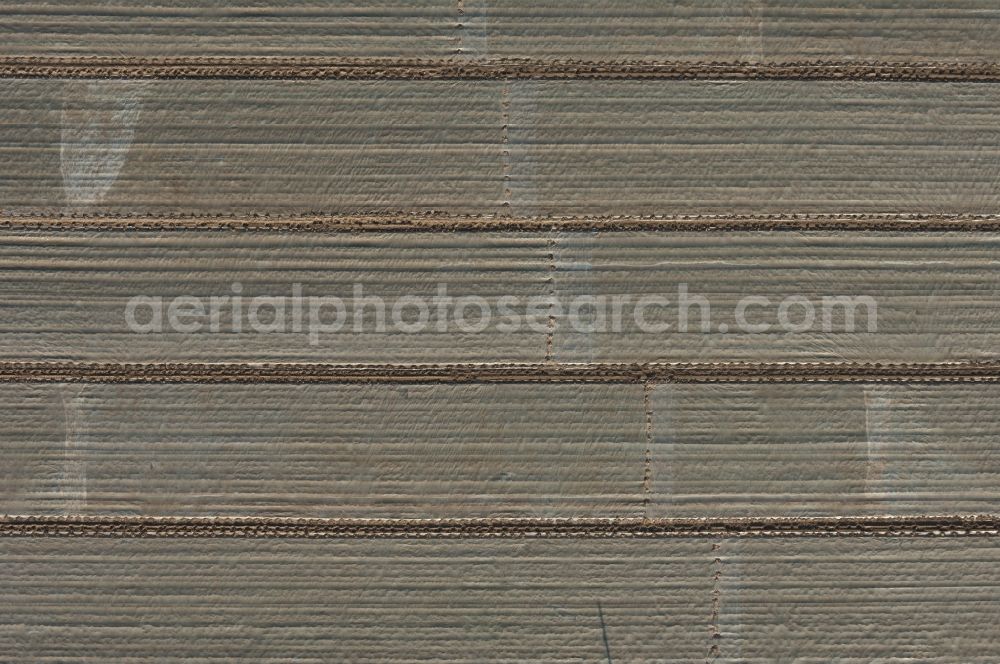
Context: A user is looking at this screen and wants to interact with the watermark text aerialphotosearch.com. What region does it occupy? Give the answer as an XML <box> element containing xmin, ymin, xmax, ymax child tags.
<box><xmin>125</xmin><ymin>283</ymin><xmax>877</xmax><ymax>345</ymax></box>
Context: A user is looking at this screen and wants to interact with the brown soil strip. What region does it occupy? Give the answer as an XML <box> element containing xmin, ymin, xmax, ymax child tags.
<box><xmin>1</xmin><ymin>515</ymin><xmax>996</xmax><ymax>538</ymax></box>
<box><xmin>4</xmin><ymin>57</ymin><xmax>1000</xmax><ymax>81</ymax></box>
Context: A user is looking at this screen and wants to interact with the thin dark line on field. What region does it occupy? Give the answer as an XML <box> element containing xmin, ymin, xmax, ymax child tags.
<box><xmin>0</xmin><ymin>361</ymin><xmax>997</xmax><ymax>384</ymax></box>
<box><xmin>708</xmin><ymin>540</ymin><xmax>724</xmax><ymax>661</ymax></box>
<box><xmin>642</xmin><ymin>382</ymin><xmax>654</xmax><ymax>518</ymax></box>
<box><xmin>545</xmin><ymin>236</ymin><xmax>557</xmax><ymax>362</ymax></box>
<box><xmin>4</xmin><ymin>213</ymin><xmax>1000</xmax><ymax>233</ymax></box>
<box><xmin>598</xmin><ymin>601</ymin><xmax>614</xmax><ymax>664</ymax></box>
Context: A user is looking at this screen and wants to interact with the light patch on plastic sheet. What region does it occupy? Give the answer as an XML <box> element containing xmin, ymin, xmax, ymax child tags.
<box><xmin>60</xmin><ymin>81</ymin><xmax>143</xmax><ymax>207</ymax></box>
